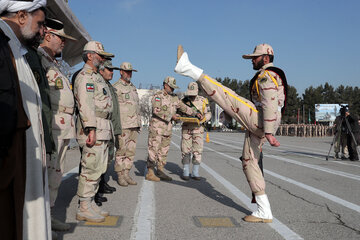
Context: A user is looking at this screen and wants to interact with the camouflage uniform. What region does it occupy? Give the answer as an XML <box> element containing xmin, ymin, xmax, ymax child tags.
<box><xmin>113</xmin><ymin>79</ymin><xmax>141</xmax><ymax>172</ymax></box>
<box><xmin>147</xmin><ymin>89</ymin><xmax>195</xmax><ymax>169</ymax></box>
<box><xmin>38</xmin><ymin>47</ymin><xmax>76</xmax><ymax>207</ymax></box>
<box><xmin>333</xmin><ymin>115</ymin><xmax>348</xmax><ymax>158</ymax></box>
<box><xmin>181</xmin><ymin>95</ymin><xmax>211</xmax><ymax>165</ymax></box>
<box><xmin>74</xmin><ymin>63</ymin><xmax>113</xmax><ymax>199</ymax></box>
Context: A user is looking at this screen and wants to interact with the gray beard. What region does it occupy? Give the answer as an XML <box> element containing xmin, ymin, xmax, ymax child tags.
<box><xmin>21</xmin><ymin>15</ymin><xmax>41</xmax><ymax>47</ymax></box>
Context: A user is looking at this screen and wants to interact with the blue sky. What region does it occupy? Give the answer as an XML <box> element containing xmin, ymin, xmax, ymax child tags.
<box><xmin>68</xmin><ymin>0</ymin><xmax>360</xmax><ymax>95</ymax></box>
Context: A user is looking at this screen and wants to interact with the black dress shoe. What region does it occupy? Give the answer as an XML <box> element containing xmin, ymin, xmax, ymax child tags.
<box><xmin>104</xmin><ymin>182</ymin><xmax>116</xmax><ymax>192</ymax></box>
<box><xmin>95</xmin><ymin>193</ymin><xmax>107</xmax><ymax>203</ymax></box>
<box><xmin>98</xmin><ymin>184</ymin><xmax>113</xmax><ymax>194</ymax></box>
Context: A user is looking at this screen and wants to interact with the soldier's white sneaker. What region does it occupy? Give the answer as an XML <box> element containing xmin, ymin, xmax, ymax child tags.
<box><xmin>244</xmin><ymin>194</ymin><xmax>273</xmax><ymax>223</ymax></box>
<box><xmin>174</xmin><ymin>45</ymin><xmax>203</xmax><ymax>81</ymax></box>
<box><xmin>76</xmin><ymin>200</ymin><xmax>105</xmax><ymax>223</ymax></box>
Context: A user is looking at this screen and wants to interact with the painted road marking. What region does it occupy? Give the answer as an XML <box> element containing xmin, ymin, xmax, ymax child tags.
<box><xmin>196</xmin><ymin>136</ymin><xmax>360</xmax><ymax>214</ymax></box>
<box><xmin>130</xmin><ymin>166</ymin><xmax>155</xmax><ymax>240</ymax></box>
<box><xmin>193</xmin><ymin>216</ymin><xmax>239</xmax><ymax>228</ymax></box>
<box><xmin>171</xmin><ymin>138</ymin><xmax>303</xmax><ymax>240</ymax></box>
<box><xmin>78</xmin><ymin>216</ymin><xmax>122</xmax><ymax>228</ymax></box>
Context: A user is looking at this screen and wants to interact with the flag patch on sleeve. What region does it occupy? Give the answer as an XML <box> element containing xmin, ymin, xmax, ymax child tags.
<box><xmin>155</xmin><ymin>97</ymin><xmax>160</xmax><ymax>102</ymax></box>
<box><xmin>86</xmin><ymin>83</ymin><xmax>94</xmax><ymax>92</ymax></box>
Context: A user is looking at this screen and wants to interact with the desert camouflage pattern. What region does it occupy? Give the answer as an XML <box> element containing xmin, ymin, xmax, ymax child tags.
<box><xmin>147</xmin><ymin>90</ymin><xmax>195</xmax><ymax>168</ymax></box>
<box><xmin>74</xmin><ymin>63</ymin><xmax>113</xmax><ymax>198</ymax></box>
<box><xmin>113</xmin><ymin>79</ymin><xmax>141</xmax><ymax>129</ymax></box>
<box><xmin>181</xmin><ymin>95</ymin><xmax>211</xmax><ymax>164</ymax></box>
<box><xmin>197</xmin><ymin>63</ymin><xmax>285</xmax><ymax>194</ymax></box>
<box><xmin>114</xmin><ymin>129</ymin><xmax>139</xmax><ymax>171</ymax></box>
<box><xmin>38</xmin><ymin>47</ymin><xmax>76</xmax><ymax>140</ymax></box>
<box><xmin>74</xmin><ymin>63</ymin><xmax>113</xmax><ymax>141</ymax></box>
<box><xmin>38</xmin><ymin>47</ymin><xmax>76</xmax><ymax>207</ymax></box>
<box><xmin>77</xmin><ymin>140</ymin><xmax>109</xmax><ymax>198</ymax></box>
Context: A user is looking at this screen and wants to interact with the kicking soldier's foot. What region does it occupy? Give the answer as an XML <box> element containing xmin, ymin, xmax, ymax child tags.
<box><xmin>51</xmin><ymin>216</ymin><xmax>70</xmax><ymax>231</ymax></box>
<box><xmin>174</xmin><ymin>45</ymin><xmax>203</xmax><ymax>81</ymax></box>
<box><xmin>157</xmin><ymin>170</ymin><xmax>173</xmax><ymax>181</ymax></box>
<box><xmin>243</xmin><ymin>215</ymin><xmax>272</xmax><ymax>223</ymax></box>
<box><xmin>76</xmin><ymin>200</ymin><xmax>105</xmax><ymax>223</ymax></box>
<box><xmin>145</xmin><ymin>168</ymin><xmax>160</xmax><ymax>182</ymax></box>
<box><xmin>91</xmin><ymin>201</ymin><xmax>109</xmax><ymax>217</ymax></box>
<box><xmin>124</xmin><ymin>169</ymin><xmax>137</xmax><ymax>185</ymax></box>
<box><xmin>117</xmin><ymin>171</ymin><xmax>129</xmax><ymax>187</ymax></box>
<box><xmin>95</xmin><ymin>193</ymin><xmax>107</xmax><ymax>203</ymax></box>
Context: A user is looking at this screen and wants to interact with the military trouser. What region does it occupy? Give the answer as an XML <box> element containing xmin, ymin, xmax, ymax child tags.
<box><xmin>198</xmin><ymin>74</ymin><xmax>281</xmax><ymax>195</ymax></box>
<box><xmin>334</xmin><ymin>132</ymin><xmax>348</xmax><ymax>157</ymax></box>
<box><xmin>181</xmin><ymin>127</ymin><xmax>204</xmax><ymax>165</ymax></box>
<box><xmin>147</xmin><ymin>130</ymin><xmax>171</xmax><ymax>168</ymax></box>
<box><xmin>47</xmin><ymin>138</ymin><xmax>70</xmax><ymax>207</ymax></box>
<box><xmin>77</xmin><ymin>140</ymin><xmax>109</xmax><ymax>198</ymax></box>
<box><xmin>114</xmin><ymin>128</ymin><xmax>139</xmax><ymax>172</ymax></box>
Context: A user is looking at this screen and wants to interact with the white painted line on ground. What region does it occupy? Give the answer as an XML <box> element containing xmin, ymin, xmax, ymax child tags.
<box><xmin>130</xmin><ymin>167</ymin><xmax>155</xmax><ymax>240</ymax></box>
<box><xmin>264</xmin><ymin>169</ymin><xmax>360</xmax><ymax>214</ymax></box>
<box><xmin>210</xmin><ymin>135</ymin><xmax>360</xmax><ymax>168</ymax></box>
<box><xmin>194</xmin><ymin>136</ymin><xmax>360</xmax><ymax>214</ymax></box>
<box><xmin>171</xmin><ymin>139</ymin><xmax>303</xmax><ymax>240</ymax></box>
<box><xmin>210</xmin><ymin>137</ymin><xmax>360</xmax><ymax>179</ymax></box>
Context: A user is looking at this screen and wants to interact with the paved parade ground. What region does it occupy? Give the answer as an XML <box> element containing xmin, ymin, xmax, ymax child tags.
<box><xmin>55</xmin><ymin>130</ymin><xmax>360</xmax><ymax>240</ymax></box>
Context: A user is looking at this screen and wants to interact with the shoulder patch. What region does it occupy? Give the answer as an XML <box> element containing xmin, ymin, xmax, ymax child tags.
<box><xmin>86</xmin><ymin>83</ymin><xmax>94</xmax><ymax>92</ymax></box>
<box><xmin>55</xmin><ymin>77</ymin><xmax>64</xmax><ymax>89</ymax></box>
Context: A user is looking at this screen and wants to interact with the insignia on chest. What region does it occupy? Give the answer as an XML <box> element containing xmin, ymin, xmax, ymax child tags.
<box><xmin>162</xmin><ymin>105</ymin><xmax>167</xmax><ymax>111</ymax></box>
<box><xmin>155</xmin><ymin>97</ymin><xmax>160</xmax><ymax>102</ymax></box>
<box><xmin>55</xmin><ymin>77</ymin><xmax>64</xmax><ymax>90</ymax></box>
<box><xmin>86</xmin><ymin>83</ymin><xmax>94</xmax><ymax>92</ymax></box>
<box><xmin>125</xmin><ymin>93</ymin><xmax>130</xmax><ymax>99</ymax></box>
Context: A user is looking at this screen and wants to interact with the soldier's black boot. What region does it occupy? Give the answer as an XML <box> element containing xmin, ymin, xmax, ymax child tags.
<box><xmin>99</xmin><ymin>174</ymin><xmax>115</xmax><ymax>194</ymax></box>
<box><xmin>94</xmin><ymin>192</ymin><xmax>107</xmax><ymax>206</ymax></box>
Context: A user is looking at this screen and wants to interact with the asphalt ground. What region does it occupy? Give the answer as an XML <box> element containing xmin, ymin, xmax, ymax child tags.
<box><xmin>54</xmin><ymin>130</ymin><xmax>360</xmax><ymax>240</ymax></box>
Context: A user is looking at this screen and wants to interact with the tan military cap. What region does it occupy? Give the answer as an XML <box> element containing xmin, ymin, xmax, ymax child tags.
<box><xmin>103</xmin><ymin>60</ymin><xmax>120</xmax><ymax>70</ymax></box>
<box><xmin>120</xmin><ymin>62</ymin><xmax>137</xmax><ymax>72</ymax></box>
<box><xmin>163</xmin><ymin>76</ymin><xmax>179</xmax><ymax>89</ymax></box>
<box><xmin>83</xmin><ymin>41</ymin><xmax>114</xmax><ymax>58</ymax></box>
<box><xmin>48</xmin><ymin>28</ymin><xmax>77</xmax><ymax>41</ymax></box>
<box><xmin>185</xmin><ymin>82</ymin><xmax>198</xmax><ymax>96</ymax></box>
<box><xmin>242</xmin><ymin>43</ymin><xmax>274</xmax><ymax>59</ymax></box>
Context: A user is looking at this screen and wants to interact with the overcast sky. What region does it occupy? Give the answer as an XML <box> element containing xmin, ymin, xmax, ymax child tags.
<box><xmin>68</xmin><ymin>0</ymin><xmax>360</xmax><ymax>95</ymax></box>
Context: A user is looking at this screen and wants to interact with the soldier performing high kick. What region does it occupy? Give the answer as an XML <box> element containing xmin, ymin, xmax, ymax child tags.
<box><xmin>174</xmin><ymin>44</ymin><xmax>287</xmax><ymax>223</ymax></box>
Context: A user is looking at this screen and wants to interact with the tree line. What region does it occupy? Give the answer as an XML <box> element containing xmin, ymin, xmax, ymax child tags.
<box><xmin>215</xmin><ymin>77</ymin><xmax>360</xmax><ymax>124</ymax></box>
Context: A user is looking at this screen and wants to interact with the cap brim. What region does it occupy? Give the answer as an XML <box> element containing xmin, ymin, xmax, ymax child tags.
<box><xmin>107</xmin><ymin>66</ymin><xmax>120</xmax><ymax>70</ymax></box>
<box><xmin>98</xmin><ymin>51</ymin><xmax>115</xmax><ymax>58</ymax></box>
<box><xmin>242</xmin><ymin>53</ymin><xmax>262</xmax><ymax>59</ymax></box>
<box><xmin>53</xmin><ymin>32</ymin><xmax>77</xmax><ymax>41</ymax></box>
<box><xmin>45</xmin><ymin>18</ymin><xmax>63</xmax><ymax>30</ymax></box>
<box><xmin>120</xmin><ymin>68</ymin><xmax>137</xmax><ymax>72</ymax></box>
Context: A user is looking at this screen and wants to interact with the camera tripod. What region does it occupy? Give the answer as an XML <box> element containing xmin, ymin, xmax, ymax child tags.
<box><xmin>326</xmin><ymin>115</ymin><xmax>359</xmax><ymax>160</ymax></box>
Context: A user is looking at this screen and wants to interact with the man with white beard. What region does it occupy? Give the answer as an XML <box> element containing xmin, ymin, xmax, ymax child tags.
<box><xmin>0</xmin><ymin>0</ymin><xmax>53</xmax><ymax>239</ymax></box>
